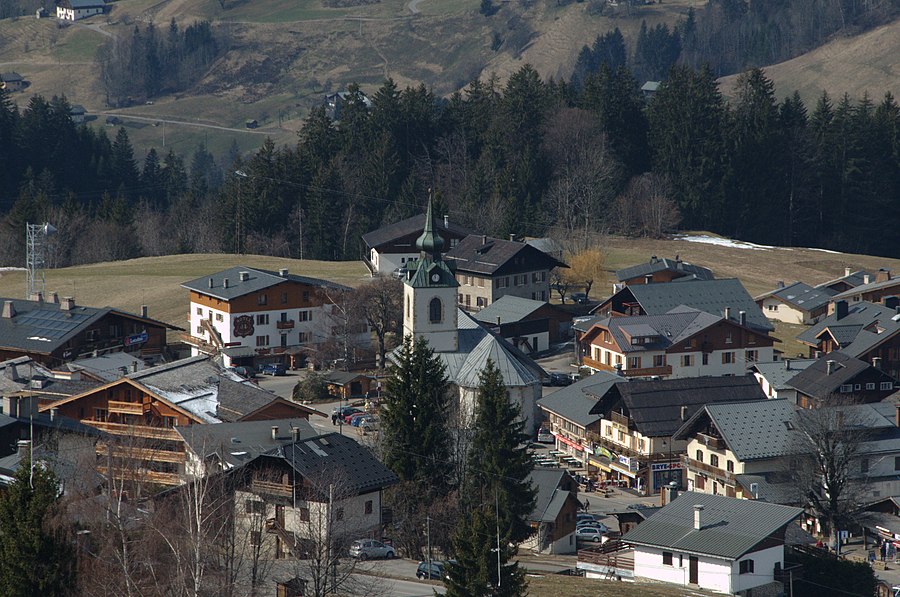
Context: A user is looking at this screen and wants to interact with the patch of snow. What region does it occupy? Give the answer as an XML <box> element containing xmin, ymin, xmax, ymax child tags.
<box><xmin>0</xmin><ymin>267</ymin><xmax>26</xmax><ymax>272</ymax></box>
<box><xmin>675</xmin><ymin>234</ymin><xmax>776</xmax><ymax>251</ymax></box>
<box><xmin>806</xmin><ymin>247</ymin><xmax>842</xmax><ymax>254</ymax></box>
<box><xmin>26</xmin><ymin>336</ymin><xmax>53</xmax><ymax>342</ymax></box>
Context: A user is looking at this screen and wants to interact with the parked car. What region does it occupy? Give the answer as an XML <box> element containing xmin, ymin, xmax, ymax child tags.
<box><xmin>569</xmin><ymin>292</ymin><xmax>588</xmax><ymax>304</ymax></box>
<box><xmin>349</xmin><ymin>539</ymin><xmax>394</xmax><ymax>560</ymax></box>
<box><xmin>576</xmin><ymin>522</ymin><xmax>609</xmax><ymax>534</ymax></box>
<box><xmin>261</xmin><ymin>363</ymin><xmax>286</xmax><ymax>376</ymax></box>
<box><xmin>392</xmin><ymin>266</ymin><xmax>409</xmax><ymax>279</ymax></box>
<box><xmin>549</xmin><ymin>372</ymin><xmax>573</xmax><ymax>386</ymax></box>
<box><xmin>576</xmin><ymin>526</ymin><xmax>606</xmax><ymax>542</ymax></box>
<box><xmin>360</xmin><ymin>417</ymin><xmax>379</xmax><ymax>434</ymax></box>
<box><xmin>536</xmin><ymin>428</ymin><xmax>553</xmax><ymax>443</ymax></box>
<box><xmin>416</xmin><ymin>559</ymin><xmax>455</xmax><ymax>580</ymax></box>
<box><xmin>349</xmin><ymin>412</ymin><xmax>371</xmax><ymax>426</ymax></box>
<box><xmin>227</xmin><ymin>365</ymin><xmax>256</xmax><ymax>379</ymax></box>
<box><xmin>576</xmin><ymin>513</ymin><xmax>597</xmax><ymax>525</ymax></box>
<box><xmin>332</xmin><ymin>405</ymin><xmax>358</xmax><ymax>417</ymax></box>
<box><xmin>343</xmin><ymin>409</ymin><xmax>365</xmax><ymax>424</ymax></box>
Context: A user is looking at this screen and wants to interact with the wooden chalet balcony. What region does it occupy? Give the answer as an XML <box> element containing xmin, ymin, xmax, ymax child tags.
<box><xmin>180</xmin><ymin>332</ymin><xmax>217</xmax><ymax>354</ymax></box>
<box><xmin>96</xmin><ymin>443</ymin><xmax>185</xmax><ymax>464</ymax></box>
<box><xmin>276</xmin><ymin>320</ymin><xmax>295</xmax><ymax>330</ymax></box>
<box><xmin>587</xmin><ymin>433</ymin><xmax>642</xmax><ymax>460</ymax></box>
<box><xmin>610</xmin><ymin>411</ymin><xmax>631</xmax><ymax>429</ymax></box>
<box><xmin>683</xmin><ymin>455</ymin><xmax>735</xmax><ymax>484</ymax></box>
<box><xmin>107</xmin><ymin>400</ymin><xmax>146</xmax><ymax>416</ymax></box>
<box><xmin>252</xmin><ymin>479</ymin><xmax>302</xmax><ymax>499</ymax></box>
<box><xmin>581</xmin><ymin>357</ymin><xmax>672</xmax><ymax>378</ymax></box>
<box><xmin>81</xmin><ymin>420</ymin><xmax>182</xmax><ymax>441</ymax></box>
<box><xmin>696</xmin><ymin>432</ymin><xmax>725</xmax><ymax>450</ymax></box>
<box><xmin>96</xmin><ymin>465</ymin><xmax>181</xmax><ymax>486</ymax></box>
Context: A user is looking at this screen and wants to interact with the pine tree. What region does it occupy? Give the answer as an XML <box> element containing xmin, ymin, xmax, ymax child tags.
<box><xmin>445</xmin><ymin>508</ymin><xmax>527</xmax><ymax>597</ymax></box>
<box><xmin>380</xmin><ymin>335</ymin><xmax>452</xmax><ymax>495</ymax></box>
<box><xmin>110</xmin><ymin>127</ymin><xmax>139</xmax><ymax>196</ymax></box>
<box><xmin>0</xmin><ymin>460</ymin><xmax>75</xmax><ymax>597</ymax></box>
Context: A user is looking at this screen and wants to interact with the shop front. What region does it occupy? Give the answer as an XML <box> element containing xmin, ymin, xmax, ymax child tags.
<box><xmin>650</xmin><ymin>461</ymin><xmax>684</xmax><ymax>494</ymax></box>
<box><xmin>554</xmin><ymin>433</ymin><xmax>585</xmax><ymax>466</ymax></box>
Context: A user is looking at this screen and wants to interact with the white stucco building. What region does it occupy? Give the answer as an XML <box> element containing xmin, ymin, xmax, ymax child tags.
<box><xmin>56</xmin><ymin>0</ymin><xmax>105</xmax><ymax>21</ymax></box>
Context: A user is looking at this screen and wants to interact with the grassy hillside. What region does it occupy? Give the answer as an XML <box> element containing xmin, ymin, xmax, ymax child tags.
<box><xmin>718</xmin><ymin>19</ymin><xmax>900</xmax><ymax>104</ymax></box>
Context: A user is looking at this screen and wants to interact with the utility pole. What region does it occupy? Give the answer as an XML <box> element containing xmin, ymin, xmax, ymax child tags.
<box><xmin>329</xmin><ymin>483</ymin><xmax>336</xmax><ymax>594</ymax></box>
<box><xmin>495</xmin><ymin>490</ymin><xmax>501</xmax><ymax>588</ymax></box>
<box><xmin>426</xmin><ymin>516</ymin><xmax>432</xmax><ymax>578</ymax></box>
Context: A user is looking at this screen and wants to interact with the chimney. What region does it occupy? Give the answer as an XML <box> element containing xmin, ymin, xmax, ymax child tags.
<box><xmin>208</xmin><ymin>278</ymin><xmax>214</xmax><ymax>288</ymax></box>
<box><xmin>877</xmin><ymin>269</ymin><xmax>891</xmax><ymax>283</ymax></box>
<box><xmin>279</xmin><ymin>268</ymin><xmax>289</xmax><ymax>277</ymax></box>
<box><xmin>509</xmin><ymin>234</ymin><xmax>516</xmax><ymax>242</ymax></box>
<box><xmin>785</xmin><ymin>358</ymin><xmax>792</xmax><ymax>371</ymax></box>
<box><xmin>271</xmin><ymin>426</ymin><xmax>278</xmax><ymax>440</ymax></box>
<box><xmin>1</xmin><ymin>301</ymin><xmax>15</xmax><ymax>318</ymax></box>
<box><xmin>443</xmin><ymin>214</ymin><xmax>449</xmax><ymax>227</ymax></box>
<box><xmin>16</xmin><ymin>439</ymin><xmax>31</xmax><ymax>454</ymax></box>
<box><xmin>826</xmin><ymin>360</ymin><xmax>836</xmax><ymax>375</ymax></box>
<box><xmin>239</xmin><ymin>271</ymin><xmax>250</xmax><ymax>282</ymax></box>
<box><xmin>845</xmin><ymin>267</ymin><xmax>852</xmax><ymax>277</ymax></box>
<box><xmin>644</xmin><ymin>274</ymin><xmax>653</xmax><ymax>285</ymax></box>
<box><xmin>650</xmin><ymin>255</ymin><xmax>658</xmax><ymax>263</ymax></box>
<box><xmin>7</xmin><ymin>396</ymin><xmax>18</xmax><ymax>418</ymax></box>
<box><xmin>864</xmin><ymin>274</ymin><xmax>872</xmax><ymax>285</ymax></box>
<box><xmin>223</xmin><ymin>278</ymin><xmax>229</xmax><ymax>289</ymax></box>
<box><xmin>141</xmin><ymin>305</ymin><xmax>148</xmax><ymax>318</ymax></box>
<box><xmin>724</xmin><ymin>307</ymin><xmax>732</xmax><ymax>321</ymax></box>
<box><xmin>680</xmin><ymin>405</ymin><xmax>688</xmax><ymax>421</ymax></box>
<box><xmin>291</xmin><ymin>426</ymin><xmax>300</xmax><ymax>442</ymax></box>
<box><xmin>693</xmin><ymin>505</ymin><xmax>704</xmax><ymax>530</ymax></box>
<box><xmin>29</xmin><ymin>292</ymin><xmax>43</xmax><ymax>303</ymax></box>
<box><xmin>661</xmin><ymin>481</ymin><xmax>679</xmax><ymax>506</ymax></box>
<box><xmin>739</xmin><ymin>311</ymin><xmax>747</xmax><ymax>327</ymax></box>
<box><xmin>131</xmin><ymin>362</ymin><xmax>139</xmax><ymax>373</ymax></box>
<box><xmin>60</xmin><ymin>297</ymin><xmax>75</xmax><ymax>311</ymax></box>
<box><xmin>49</xmin><ymin>291</ymin><xmax>59</xmax><ymax>304</ymax></box>
<box><xmin>835</xmin><ymin>300</ymin><xmax>848</xmax><ymax>321</ymax></box>
<box><xmin>50</xmin><ymin>407</ymin><xmax>58</xmax><ymax>421</ymax></box>
<box><xmin>873</xmin><ymin>357</ymin><xmax>882</xmax><ymax>371</ymax></box>
<box><xmin>895</xmin><ymin>404</ymin><xmax>900</xmax><ymax>428</ymax></box>
<box><xmin>776</xmin><ymin>281</ymin><xmax>785</xmax><ymax>288</ymax></box>
<box><xmin>481</xmin><ymin>235</ymin><xmax>487</xmax><ymax>245</ymax></box>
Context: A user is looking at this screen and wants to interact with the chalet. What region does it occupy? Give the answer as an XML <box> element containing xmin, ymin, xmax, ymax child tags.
<box><xmin>832</xmin><ymin>269</ymin><xmax>900</xmax><ymax>304</ymax></box>
<box><xmin>622</xmin><ymin>492</ymin><xmax>802</xmax><ymax>594</ymax></box>
<box><xmin>0</xmin><ymin>72</ymin><xmax>25</xmax><ymax>92</ymax></box>
<box><xmin>0</xmin><ymin>295</ymin><xmax>176</xmax><ymax>367</ymax></box>
<box><xmin>323</xmin><ymin>370</ymin><xmax>374</xmax><ymax>400</ymax></box>
<box><xmin>640</xmin><ymin>81</ymin><xmax>660</xmax><ymax>100</ymax></box>
<box><xmin>474</xmin><ymin>295</ymin><xmax>572</xmax><ymax>354</ymax></box>
<box><xmin>750</xmin><ymin>358</ymin><xmax>815</xmax><ymax>400</ymax></box>
<box><xmin>70</xmin><ymin>104</ymin><xmax>86</xmax><ymax>124</ymax></box>
<box><xmin>234</xmin><ymin>432</ymin><xmax>398</xmax><ymax>558</ymax></box>
<box><xmin>797</xmin><ymin>299</ymin><xmax>900</xmax><ymax>380</ymax></box>
<box><xmin>56</xmin><ymin>0</ymin><xmax>105</xmax><ymax>21</ymax></box>
<box><xmin>590</xmin><ymin>278</ymin><xmax>774</xmax><ymax>334</ymax></box>
<box><xmin>754</xmin><ymin>281</ymin><xmax>834</xmax><ymax>324</ymax></box>
<box><xmin>445</xmin><ymin>234</ymin><xmax>568</xmax><ymax>311</ymax></box>
<box><xmin>361</xmin><ymin>213</ymin><xmax>472</xmax><ymax>275</ymax></box>
<box><xmin>577</xmin><ymin>307</ymin><xmax>774</xmax><ymax>379</ymax></box>
<box><xmin>815</xmin><ymin>267</ymin><xmax>871</xmax><ymax>294</ymax></box>
<box><xmin>323</xmin><ymin>90</ymin><xmax>373</xmax><ymax>121</ymax></box>
<box><xmin>181</xmin><ymin>266</ymin><xmax>366</xmax><ymax>369</ymax></box>
<box><xmin>785</xmin><ymin>351</ymin><xmax>897</xmax><ymax>407</ymax></box>
<box><xmin>586</xmin><ymin>376</ymin><xmax>767</xmax><ymax>494</ymax></box>
<box><xmin>523</xmin><ymin>468</ymin><xmax>581</xmax><ymax>554</ymax></box>
<box><xmin>614</xmin><ymin>256</ymin><xmax>713</xmax><ymax>292</ymax></box>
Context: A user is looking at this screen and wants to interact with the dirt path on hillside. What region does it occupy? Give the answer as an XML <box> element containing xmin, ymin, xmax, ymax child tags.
<box><xmin>95</xmin><ymin>111</ymin><xmax>272</xmax><ymax>134</ymax></box>
<box><xmin>407</xmin><ymin>0</ymin><xmax>425</xmax><ymax>14</ymax></box>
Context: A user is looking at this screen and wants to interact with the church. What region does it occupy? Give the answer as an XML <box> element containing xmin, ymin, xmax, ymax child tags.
<box><xmin>396</xmin><ymin>197</ymin><xmax>544</xmax><ymax>432</ymax></box>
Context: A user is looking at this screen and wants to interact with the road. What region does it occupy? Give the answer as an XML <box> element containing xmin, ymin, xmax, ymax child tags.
<box><xmin>95</xmin><ymin>111</ymin><xmax>272</xmax><ymax>135</ymax></box>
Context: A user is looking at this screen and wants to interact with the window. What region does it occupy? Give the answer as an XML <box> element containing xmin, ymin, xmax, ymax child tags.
<box><xmin>258</xmin><ymin>294</ymin><xmax>268</xmax><ymax>306</ymax></box>
<box><xmin>215</xmin><ymin>313</ymin><xmax>223</xmax><ymax>322</ymax></box>
<box><xmin>702</xmin><ymin>353</ymin><xmax>709</xmax><ymax>366</ymax></box>
<box><xmin>866</xmin><ymin>383</ymin><xmax>876</xmax><ymax>390</ymax></box>
<box><xmin>196</xmin><ymin>307</ymin><xmax>202</xmax><ymax>315</ymax></box>
<box><xmin>257</xmin><ymin>314</ymin><xmax>269</xmax><ymax>325</ymax></box>
<box><xmin>281</xmin><ymin>291</ymin><xmax>288</xmax><ymax>304</ymax></box>
<box><xmin>681</xmin><ymin>354</ymin><xmax>694</xmax><ymax>367</ymax></box>
<box><xmin>726</xmin><ymin>460</ymin><xmax>734</xmax><ymax>472</ymax></box>
<box><xmin>653</xmin><ymin>355</ymin><xmax>666</xmax><ymax>367</ymax></box>
<box><xmin>477</xmin><ymin>277</ymin><xmax>484</xmax><ymax>288</ymax></box>
<box><xmin>629</xmin><ymin>356</ymin><xmax>642</xmax><ymax>369</ymax></box>
<box><xmin>695</xmin><ymin>476</ymin><xmax>705</xmax><ymax>490</ymax></box>
<box><xmin>476</xmin><ymin>297</ymin><xmax>487</xmax><ymax>308</ymax></box>
<box><xmin>710</xmin><ymin>455</ymin><xmax>719</xmax><ymax>467</ymax></box>
<box><xmin>894</xmin><ymin>456</ymin><xmax>900</xmax><ymax>471</ymax></box>
<box><xmin>246</xmin><ymin>499</ymin><xmax>266</xmax><ymax>514</ymax></box>
<box><xmin>696</xmin><ymin>450</ymin><xmax>704</xmax><ymax>463</ymax></box>
<box><xmin>725</xmin><ymin>331</ymin><xmax>733</xmax><ymax>344</ymax></box>
<box><xmin>465</xmin><ymin>295</ymin><xmax>471</xmax><ymax>307</ymax></box>
<box><xmin>365</xmin><ymin>500</ymin><xmax>373</xmax><ymax>515</ymax></box>
<box><xmin>746</xmin><ymin>350</ymin><xmax>758</xmax><ymax>363</ymax></box>
<box><xmin>298</xmin><ymin>310</ymin><xmax>311</xmax><ymax>322</ymax></box>
<box><xmin>839</xmin><ymin>384</ymin><xmax>853</xmax><ymax>393</ymax></box>
<box><xmin>94</xmin><ymin>408</ymin><xmax>108</xmax><ymax>422</ymax></box>
<box><xmin>854</xmin><ymin>384</ymin><xmax>861</xmax><ymax>390</ymax></box>
<box><xmin>722</xmin><ymin>352</ymin><xmax>735</xmax><ymax>364</ymax></box>
<box><xmin>256</xmin><ymin>335</ymin><xmax>269</xmax><ymax>347</ymax></box>
<box><xmin>739</xmin><ymin>559</ymin><xmax>755</xmax><ymax>574</ymax></box>
<box><xmin>605</xmin><ymin>426</ymin><xmax>612</xmax><ymax>437</ymax></box>
<box><xmin>861</xmin><ymin>458</ymin><xmax>869</xmax><ymax>473</ymax></box>
<box><xmin>458</xmin><ymin>294</ymin><xmax>464</xmax><ymax>304</ymax></box>
<box><xmin>429</xmin><ymin>297</ymin><xmax>443</xmax><ymax>323</ymax></box>
<box><xmin>882</xmin><ymin>382</ymin><xmax>894</xmax><ymax>390</ymax></box>
<box><xmin>299</xmin><ymin>507</ymin><xmax>310</xmax><ymax>522</ymax></box>
<box><xmin>615</xmin><ymin>354</ymin><xmax>622</xmax><ymax>366</ymax></box>
<box><xmin>662</xmin><ymin>552</ymin><xmax>673</xmax><ymax>566</ymax></box>
<box><xmin>604</xmin><ymin>351</ymin><xmax>611</xmax><ymax>365</ymax></box>
<box><xmin>196</xmin><ymin>325</ymin><xmax>204</xmax><ymax>334</ymax></box>
<box><xmin>617</xmin><ymin>430</ymin><xmax>625</xmax><ymax>442</ymax></box>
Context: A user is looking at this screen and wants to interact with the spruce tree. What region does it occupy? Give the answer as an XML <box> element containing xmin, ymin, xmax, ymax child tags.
<box><xmin>445</xmin><ymin>508</ymin><xmax>527</xmax><ymax>597</ymax></box>
<box><xmin>381</xmin><ymin>335</ymin><xmax>452</xmax><ymax>494</ymax></box>
<box><xmin>0</xmin><ymin>460</ymin><xmax>75</xmax><ymax>597</ymax></box>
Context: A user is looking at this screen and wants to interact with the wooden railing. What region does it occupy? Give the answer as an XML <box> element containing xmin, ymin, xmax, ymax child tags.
<box><xmin>82</xmin><ymin>420</ymin><xmax>182</xmax><ymax>441</ymax></box>
<box><xmin>581</xmin><ymin>357</ymin><xmax>672</xmax><ymax>378</ymax></box>
<box><xmin>610</xmin><ymin>411</ymin><xmax>631</xmax><ymax>428</ymax></box>
<box><xmin>276</xmin><ymin>320</ymin><xmax>295</xmax><ymax>330</ymax></box>
<box><xmin>107</xmin><ymin>400</ymin><xmax>145</xmax><ymax>416</ymax></box>
<box><xmin>96</xmin><ymin>466</ymin><xmax>181</xmax><ymax>486</ymax></box>
<box><xmin>252</xmin><ymin>479</ymin><xmax>301</xmax><ymax>498</ymax></box>
<box><xmin>579</xmin><ymin>541</ymin><xmax>634</xmax><ymax>570</ymax></box>
<box><xmin>683</xmin><ymin>455</ymin><xmax>734</xmax><ymax>483</ymax></box>
<box><xmin>696</xmin><ymin>432</ymin><xmax>725</xmax><ymax>450</ymax></box>
<box><xmin>96</xmin><ymin>444</ymin><xmax>185</xmax><ymax>464</ymax></box>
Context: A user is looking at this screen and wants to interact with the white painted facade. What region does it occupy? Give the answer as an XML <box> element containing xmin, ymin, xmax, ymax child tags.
<box><xmin>759</xmin><ymin>297</ymin><xmax>808</xmax><ymax>325</ymax></box>
<box><xmin>585</xmin><ymin>345</ymin><xmax>774</xmax><ymax>379</ymax></box>
<box><xmin>509</xmin><ymin>331</ymin><xmax>549</xmax><ymax>354</ymax></box>
<box><xmin>370</xmin><ymin>249</ymin><xmax>414</xmax><ymax>276</ymax></box>
<box><xmin>56</xmin><ymin>4</ymin><xmax>104</xmax><ymax>20</ymax></box>
<box><xmin>633</xmin><ymin>544</ymin><xmax>783</xmax><ymax>594</ymax></box>
<box><xmin>522</xmin><ymin>528</ymin><xmax>576</xmax><ymax>555</ymax></box>
<box><xmin>402</xmin><ymin>281</ymin><xmax>459</xmax><ymax>353</ymax></box>
<box><xmin>752</xmin><ymin>371</ymin><xmax>800</xmax><ymax>402</ymax></box>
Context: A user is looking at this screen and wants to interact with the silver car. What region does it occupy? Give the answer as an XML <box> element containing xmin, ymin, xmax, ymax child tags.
<box><xmin>575</xmin><ymin>526</ymin><xmax>606</xmax><ymax>543</ymax></box>
<box><xmin>349</xmin><ymin>539</ymin><xmax>395</xmax><ymax>560</ymax></box>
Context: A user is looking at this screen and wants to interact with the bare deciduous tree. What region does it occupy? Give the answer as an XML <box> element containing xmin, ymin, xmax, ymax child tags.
<box><xmin>354</xmin><ymin>276</ymin><xmax>402</xmax><ymax>370</ymax></box>
<box><xmin>611</xmin><ymin>173</ymin><xmax>682</xmax><ymax>239</ymax></box>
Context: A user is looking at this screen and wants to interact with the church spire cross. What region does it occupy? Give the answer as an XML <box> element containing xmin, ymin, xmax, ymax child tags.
<box><xmin>416</xmin><ymin>190</ymin><xmax>445</xmax><ymax>260</ymax></box>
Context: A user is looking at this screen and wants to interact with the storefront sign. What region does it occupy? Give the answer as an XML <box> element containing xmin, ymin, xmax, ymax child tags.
<box><xmin>124</xmin><ymin>332</ymin><xmax>148</xmax><ymax>347</ymax></box>
<box><xmin>556</xmin><ymin>435</ymin><xmax>584</xmax><ymax>452</ymax></box>
<box><xmin>651</xmin><ymin>462</ymin><xmax>683</xmax><ymax>472</ymax></box>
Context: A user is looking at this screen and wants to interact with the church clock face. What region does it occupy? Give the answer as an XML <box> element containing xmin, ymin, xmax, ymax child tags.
<box><xmin>431</xmin><ymin>273</ymin><xmax>440</xmax><ymax>283</ymax></box>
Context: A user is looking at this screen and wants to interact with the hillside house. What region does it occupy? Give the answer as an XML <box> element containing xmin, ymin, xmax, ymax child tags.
<box><xmin>0</xmin><ymin>72</ymin><xmax>25</xmax><ymax>92</ymax></box>
<box><xmin>70</xmin><ymin>104</ymin><xmax>86</xmax><ymax>124</ymax></box>
<box><xmin>524</xmin><ymin>468</ymin><xmax>581</xmax><ymax>554</ymax></box>
<box><xmin>622</xmin><ymin>492</ymin><xmax>802</xmax><ymax>594</ymax></box>
<box><xmin>56</xmin><ymin>0</ymin><xmax>105</xmax><ymax>21</ymax></box>
<box><xmin>576</xmin><ymin>307</ymin><xmax>774</xmax><ymax>379</ymax></box>
<box><xmin>182</xmin><ymin>266</ymin><xmax>367</xmax><ymax>369</ymax></box>
<box><xmin>0</xmin><ymin>295</ymin><xmax>176</xmax><ymax>367</ymax></box>
<box><xmin>815</xmin><ymin>267</ymin><xmax>871</xmax><ymax>294</ymax></box>
<box><xmin>323</xmin><ymin>90</ymin><xmax>373</xmax><ymax>121</ymax></box>
<box><xmin>613</xmin><ymin>256</ymin><xmax>714</xmax><ymax>293</ymax></box>
<box><xmin>785</xmin><ymin>351</ymin><xmax>897</xmax><ymax>407</ymax></box>
<box><xmin>832</xmin><ymin>269</ymin><xmax>900</xmax><ymax>304</ymax></box>
<box><xmin>750</xmin><ymin>358</ymin><xmax>815</xmax><ymax>400</ymax></box>
<box><xmin>361</xmin><ymin>213</ymin><xmax>472</xmax><ymax>275</ymax></box>
<box><xmin>474</xmin><ymin>295</ymin><xmax>572</xmax><ymax>354</ymax></box>
<box><xmin>444</xmin><ymin>234</ymin><xmax>568</xmax><ymax>311</ymax></box>
<box><xmin>754</xmin><ymin>281</ymin><xmax>834</xmax><ymax>324</ymax></box>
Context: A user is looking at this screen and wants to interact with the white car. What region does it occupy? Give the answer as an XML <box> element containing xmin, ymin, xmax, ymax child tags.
<box><xmin>536</xmin><ymin>428</ymin><xmax>553</xmax><ymax>443</ymax></box>
<box><xmin>576</xmin><ymin>526</ymin><xmax>607</xmax><ymax>542</ymax></box>
<box><xmin>349</xmin><ymin>539</ymin><xmax>394</xmax><ymax>560</ymax></box>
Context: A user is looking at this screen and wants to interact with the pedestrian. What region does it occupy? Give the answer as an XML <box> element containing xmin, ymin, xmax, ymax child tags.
<box><xmin>584</xmin><ymin>498</ymin><xmax>590</xmax><ymax>511</ymax></box>
<box><xmin>332</xmin><ymin>413</ymin><xmax>337</xmax><ymax>426</ymax></box>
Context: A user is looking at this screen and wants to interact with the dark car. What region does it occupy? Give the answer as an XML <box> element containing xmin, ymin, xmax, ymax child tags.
<box><xmin>227</xmin><ymin>365</ymin><xmax>256</xmax><ymax>379</ymax></box>
<box><xmin>570</xmin><ymin>292</ymin><xmax>589</xmax><ymax>304</ymax></box>
<box><xmin>549</xmin><ymin>372</ymin><xmax>573</xmax><ymax>386</ymax></box>
<box><xmin>416</xmin><ymin>559</ymin><xmax>455</xmax><ymax>580</ymax></box>
<box><xmin>261</xmin><ymin>363</ymin><xmax>286</xmax><ymax>376</ymax></box>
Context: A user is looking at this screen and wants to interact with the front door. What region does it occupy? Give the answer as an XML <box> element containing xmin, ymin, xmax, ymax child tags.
<box><xmin>689</xmin><ymin>555</ymin><xmax>699</xmax><ymax>584</ymax></box>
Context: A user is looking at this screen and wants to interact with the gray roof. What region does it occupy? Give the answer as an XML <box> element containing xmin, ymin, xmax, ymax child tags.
<box><xmin>528</xmin><ymin>468</ymin><xmax>574</xmax><ymax>523</ymax></box>
<box><xmin>444</xmin><ymin>235</ymin><xmax>567</xmax><ymax>276</ymax></box>
<box><xmin>786</xmin><ymin>351</ymin><xmax>887</xmax><ymax>398</ymax></box>
<box><xmin>0</xmin><ymin>297</ymin><xmax>176</xmax><ymax>356</ymax></box>
<box><xmin>525</xmin><ymin>237</ymin><xmax>563</xmax><ymax>258</ymax></box>
<box><xmin>733</xmin><ymin>473</ymin><xmax>801</xmax><ymax>504</ymax></box>
<box><xmin>597</xmin><ymin>279</ymin><xmax>773</xmax><ymax>333</ymax></box>
<box><xmin>750</xmin><ymin>359</ymin><xmax>815</xmax><ymax>391</ymax></box>
<box><xmin>67</xmin><ymin>0</ymin><xmax>105</xmax><ymax>7</ymax></box>
<box><xmin>260</xmin><ymin>432</ymin><xmax>398</xmax><ymax>497</ymax></box>
<box><xmin>181</xmin><ymin>266</ymin><xmax>349</xmax><ymax>302</ymax></box>
<box><xmin>573</xmin><ymin>315</ymin><xmax>602</xmax><ymax>333</ymax></box>
<box><xmin>177</xmin><ymin>419</ymin><xmax>318</xmax><ymax>470</ymax></box>
<box><xmin>815</xmin><ymin>270</ymin><xmax>870</xmax><ymax>291</ymax></box>
<box><xmin>361</xmin><ymin>214</ymin><xmax>474</xmax><ymax>250</ymax></box>
<box><xmin>586</xmin><ymin>308</ymin><xmax>724</xmax><ymax>353</ymax></box>
<box><xmin>622</xmin><ymin>491</ymin><xmax>803</xmax><ymax>560</ymax></box>
<box><xmin>1</xmin><ymin>72</ymin><xmax>23</xmax><ymax>82</ymax></box>
<box><xmin>323</xmin><ymin>370</ymin><xmax>371</xmax><ymax>386</ymax></box>
<box><xmin>537</xmin><ymin>370</ymin><xmax>622</xmax><ymax>428</ymax></box>
<box><xmin>66</xmin><ymin>352</ymin><xmax>146</xmax><ymax>381</ymax></box>
<box><xmin>616</xmin><ymin>257</ymin><xmax>714</xmax><ymax>283</ymax></box>
<box><xmin>795</xmin><ymin>301</ymin><xmax>898</xmax><ymax>347</ymax></box>
<box><xmin>641</xmin><ymin>81</ymin><xmax>661</xmax><ymax>92</ymax></box>
<box><xmin>674</xmin><ymin>399</ymin><xmax>798</xmax><ymax>461</ymax></box>
<box><xmin>833</xmin><ymin>272</ymin><xmax>900</xmax><ymax>300</ymax></box>
<box><xmin>474</xmin><ymin>295</ymin><xmax>546</xmax><ymax>325</ymax></box>
<box><xmin>756</xmin><ymin>281</ymin><xmax>835</xmax><ymax>312</ymax></box>
<box><xmin>590</xmin><ymin>375</ymin><xmax>767</xmax><ymax>438</ymax></box>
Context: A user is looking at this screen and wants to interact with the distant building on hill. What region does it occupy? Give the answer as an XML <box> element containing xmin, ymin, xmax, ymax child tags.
<box><xmin>56</xmin><ymin>0</ymin><xmax>106</xmax><ymax>21</ymax></box>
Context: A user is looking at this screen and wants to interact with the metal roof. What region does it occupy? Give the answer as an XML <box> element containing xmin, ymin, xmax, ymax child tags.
<box><xmin>832</xmin><ymin>273</ymin><xmax>900</xmax><ymax>300</ymax></box>
<box><xmin>615</xmin><ymin>257</ymin><xmax>714</xmax><ymax>283</ymax></box>
<box><xmin>622</xmin><ymin>491</ymin><xmax>802</xmax><ymax>560</ymax></box>
<box><xmin>756</xmin><ymin>281</ymin><xmax>835</xmax><ymax>312</ymax></box>
<box><xmin>750</xmin><ymin>359</ymin><xmax>815</xmax><ymax>391</ymax></box>
<box><xmin>785</xmin><ymin>351</ymin><xmax>886</xmax><ymax>398</ymax></box>
<box><xmin>528</xmin><ymin>468</ymin><xmax>573</xmax><ymax>523</ymax></box>
<box><xmin>361</xmin><ymin>213</ymin><xmax>473</xmax><ymax>249</ymax></box>
<box><xmin>585</xmin><ymin>308</ymin><xmax>724</xmax><ymax>354</ymax></box>
<box><xmin>473</xmin><ymin>295</ymin><xmax>546</xmax><ymax>325</ymax></box>
<box><xmin>597</xmin><ymin>279</ymin><xmax>773</xmax><ymax>333</ymax></box>
<box><xmin>444</xmin><ymin>235</ymin><xmax>567</xmax><ymax>276</ymax></box>
<box><xmin>537</xmin><ymin>370</ymin><xmax>623</xmax><ymax>428</ymax></box>
<box><xmin>733</xmin><ymin>473</ymin><xmax>801</xmax><ymax>504</ymax></box>
<box><xmin>181</xmin><ymin>266</ymin><xmax>350</xmax><ymax>301</ymax></box>
<box><xmin>795</xmin><ymin>301</ymin><xmax>897</xmax><ymax>347</ymax></box>
<box><xmin>815</xmin><ymin>270</ymin><xmax>870</xmax><ymax>291</ymax></box>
